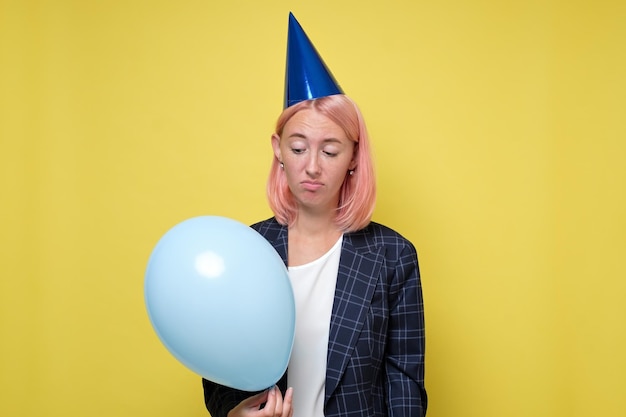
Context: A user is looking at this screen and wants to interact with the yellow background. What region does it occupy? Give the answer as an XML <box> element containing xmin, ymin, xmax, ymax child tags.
<box><xmin>1</xmin><ymin>0</ymin><xmax>625</xmax><ymax>416</ymax></box>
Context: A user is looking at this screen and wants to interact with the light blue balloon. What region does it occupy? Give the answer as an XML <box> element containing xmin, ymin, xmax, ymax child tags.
<box><xmin>145</xmin><ymin>216</ymin><xmax>295</xmax><ymax>391</ymax></box>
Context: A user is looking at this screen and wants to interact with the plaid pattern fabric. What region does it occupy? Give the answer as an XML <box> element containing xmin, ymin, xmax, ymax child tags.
<box><xmin>203</xmin><ymin>218</ymin><xmax>427</xmax><ymax>417</ymax></box>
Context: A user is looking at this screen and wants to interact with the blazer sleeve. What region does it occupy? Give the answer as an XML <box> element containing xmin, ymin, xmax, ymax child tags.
<box><xmin>202</xmin><ymin>379</ymin><xmax>260</xmax><ymax>417</ymax></box>
<box><xmin>385</xmin><ymin>241</ymin><xmax>428</xmax><ymax>416</ymax></box>
<box><xmin>202</xmin><ymin>374</ymin><xmax>288</xmax><ymax>416</ymax></box>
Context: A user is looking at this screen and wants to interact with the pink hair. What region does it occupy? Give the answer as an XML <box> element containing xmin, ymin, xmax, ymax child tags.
<box><xmin>266</xmin><ymin>94</ymin><xmax>376</xmax><ymax>232</ymax></box>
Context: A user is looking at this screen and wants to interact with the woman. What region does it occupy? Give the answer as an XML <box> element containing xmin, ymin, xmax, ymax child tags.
<box><xmin>203</xmin><ymin>93</ymin><xmax>427</xmax><ymax>416</ymax></box>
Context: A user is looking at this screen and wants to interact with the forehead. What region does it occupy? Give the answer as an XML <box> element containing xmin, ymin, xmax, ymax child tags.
<box><xmin>283</xmin><ymin>109</ymin><xmax>348</xmax><ymax>141</ymax></box>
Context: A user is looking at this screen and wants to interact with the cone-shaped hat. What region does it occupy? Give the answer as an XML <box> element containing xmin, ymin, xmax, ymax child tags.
<box><xmin>284</xmin><ymin>12</ymin><xmax>344</xmax><ymax>108</ymax></box>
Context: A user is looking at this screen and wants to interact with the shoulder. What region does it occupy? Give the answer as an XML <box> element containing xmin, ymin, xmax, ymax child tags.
<box><xmin>250</xmin><ymin>217</ymin><xmax>284</xmax><ymax>237</ymax></box>
<box><xmin>346</xmin><ymin>221</ymin><xmax>417</xmax><ymax>257</ymax></box>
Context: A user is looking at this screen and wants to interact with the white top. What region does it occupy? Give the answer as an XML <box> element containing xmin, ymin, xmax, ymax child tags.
<box><xmin>287</xmin><ymin>235</ymin><xmax>343</xmax><ymax>417</ymax></box>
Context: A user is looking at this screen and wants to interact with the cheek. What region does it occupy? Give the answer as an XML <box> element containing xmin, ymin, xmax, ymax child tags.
<box><xmin>327</xmin><ymin>166</ymin><xmax>349</xmax><ymax>187</ymax></box>
<box><xmin>283</xmin><ymin>156</ymin><xmax>302</xmax><ymax>171</ymax></box>
<box><xmin>283</xmin><ymin>162</ymin><xmax>302</xmax><ymax>182</ymax></box>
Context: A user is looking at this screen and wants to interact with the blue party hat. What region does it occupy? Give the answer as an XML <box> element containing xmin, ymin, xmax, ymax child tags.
<box><xmin>284</xmin><ymin>12</ymin><xmax>344</xmax><ymax>108</ymax></box>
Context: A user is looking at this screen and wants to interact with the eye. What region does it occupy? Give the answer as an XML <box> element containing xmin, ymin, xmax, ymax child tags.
<box><xmin>322</xmin><ymin>146</ymin><xmax>340</xmax><ymax>157</ymax></box>
<box><xmin>291</xmin><ymin>148</ymin><xmax>305</xmax><ymax>155</ymax></box>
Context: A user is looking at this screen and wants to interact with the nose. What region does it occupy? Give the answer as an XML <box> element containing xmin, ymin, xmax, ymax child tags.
<box><xmin>305</xmin><ymin>153</ymin><xmax>321</xmax><ymax>177</ymax></box>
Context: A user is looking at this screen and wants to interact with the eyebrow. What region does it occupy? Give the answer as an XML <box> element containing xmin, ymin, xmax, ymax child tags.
<box><xmin>287</xmin><ymin>133</ymin><xmax>343</xmax><ymax>143</ymax></box>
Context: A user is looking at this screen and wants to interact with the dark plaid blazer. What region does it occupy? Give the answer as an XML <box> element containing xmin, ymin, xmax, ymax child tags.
<box><xmin>203</xmin><ymin>217</ymin><xmax>427</xmax><ymax>416</ymax></box>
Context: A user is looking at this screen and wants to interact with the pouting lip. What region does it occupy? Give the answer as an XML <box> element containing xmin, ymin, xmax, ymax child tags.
<box><xmin>301</xmin><ymin>180</ymin><xmax>324</xmax><ymax>190</ymax></box>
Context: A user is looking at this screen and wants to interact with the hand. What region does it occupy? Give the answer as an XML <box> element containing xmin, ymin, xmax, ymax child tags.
<box><xmin>227</xmin><ymin>385</ymin><xmax>294</xmax><ymax>417</ymax></box>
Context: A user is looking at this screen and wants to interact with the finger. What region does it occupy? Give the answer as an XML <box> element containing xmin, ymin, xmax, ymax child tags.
<box><xmin>241</xmin><ymin>390</ymin><xmax>270</xmax><ymax>409</ymax></box>
<box><xmin>262</xmin><ymin>386</ymin><xmax>277</xmax><ymax>415</ymax></box>
<box><xmin>283</xmin><ymin>387</ymin><xmax>294</xmax><ymax>417</ymax></box>
<box><xmin>272</xmin><ymin>386</ymin><xmax>284</xmax><ymax>415</ymax></box>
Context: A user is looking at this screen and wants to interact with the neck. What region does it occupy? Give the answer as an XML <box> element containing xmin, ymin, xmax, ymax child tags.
<box><xmin>291</xmin><ymin>207</ymin><xmax>338</xmax><ymax>236</ymax></box>
<box><xmin>287</xmin><ymin>209</ymin><xmax>343</xmax><ymax>266</ymax></box>
<box><xmin>293</xmin><ymin>194</ymin><xmax>343</xmax><ymax>231</ymax></box>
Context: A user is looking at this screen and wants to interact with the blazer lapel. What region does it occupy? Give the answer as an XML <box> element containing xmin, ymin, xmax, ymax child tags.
<box><xmin>324</xmin><ymin>231</ymin><xmax>385</xmax><ymax>403</ymax></box>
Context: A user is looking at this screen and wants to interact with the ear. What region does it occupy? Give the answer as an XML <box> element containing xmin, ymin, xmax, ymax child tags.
<box><xmin>348</xmin><ymin>147</ymin><xmax>358</xmax><ymax>170</ymax></box>
<box><xmin>271</xmin><ymin>133</ymin><xmax>282</xmax><ymax>162</ymax></box>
